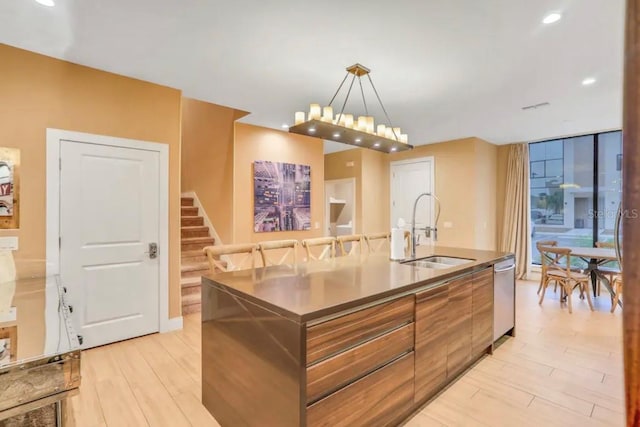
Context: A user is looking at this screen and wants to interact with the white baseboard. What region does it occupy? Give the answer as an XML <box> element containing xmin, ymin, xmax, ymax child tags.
<box><xmin>161</xmin><ymin>316</ymin><xmax>183</xmax><ymax>332</ymax></box>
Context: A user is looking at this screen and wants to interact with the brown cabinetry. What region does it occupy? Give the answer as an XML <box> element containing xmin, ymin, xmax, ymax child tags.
<box><xmin>415</xmin><ymin>268</ymin><xmax>495</xmax><ymax>405</ymax></box>
<box><xmin>306</xmin><ymin>296</ymin><xmax>414</xmax><ymax>365</ymax></box>
<box><xmin>446</xmin><ymin>274</ymin><xmax>473</xmax><ymax>379</ymax></box>
<box><xmin>472</xmin><ymin>267</ymin><xmax>494</xmax><ymax>356</ymax></box>
<box><xmin>307</xmin><ymin>352</ymin><xmax>415</xmax><ymax>427</ymax></box>
<box><xmin>414</xmin><ymin>285</ymin><xmax>449</xmax><ymax>403</ymax></box>
<box><xmin>305</xmin><ymin>296</ymin><xmax>415</xmax><ymax>426</ymax></box>
<box><xmin>307</xmin><ymin>323</ymin><xmax>414</xmax><ymax>403</ymax></box>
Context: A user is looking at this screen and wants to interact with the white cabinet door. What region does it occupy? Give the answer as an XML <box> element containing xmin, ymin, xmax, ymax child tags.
<box><xmin>60</xmin><ymin>140</ymin><xmax>160</xmax><ymax>348</ymax></box>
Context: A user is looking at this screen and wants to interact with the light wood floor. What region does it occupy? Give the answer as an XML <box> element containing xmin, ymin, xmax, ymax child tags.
<box><xmin>65</xmin><ymin>281</ymin><xmax>625</xmax><ymax>427</ymax></box>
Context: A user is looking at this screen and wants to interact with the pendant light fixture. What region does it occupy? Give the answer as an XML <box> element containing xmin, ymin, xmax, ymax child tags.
<box><xmin>289</xmin><ymin>63</ymin><xmax>413</xmax><ymax>153</ymax></box>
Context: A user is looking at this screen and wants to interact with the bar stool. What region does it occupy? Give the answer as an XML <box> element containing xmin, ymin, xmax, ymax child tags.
<box><xmin>301</xmin><ymin>237</ymin><xmax>336</xmax><ymax>261</ymax></box>
<box><xmin>337</xmin><ymin>234</ymin><xmax>366</xmax><ymax>256</ymax></box>
<box><xmin>203</xmin><ymin>244</ymin><xmax>259</xmax><ymax>272</ymax></box>
<box><xmin>365</xmin><ymin>232</ymin><xmax>390</xmax><ymax>254</ymax></box>
<box><xmin>258</xmin><ymin>240</ymin><xmax>299</xmax><ymax>266</ymax></box>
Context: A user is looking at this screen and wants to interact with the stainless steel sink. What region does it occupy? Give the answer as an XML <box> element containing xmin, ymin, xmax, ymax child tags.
<box><xmin>402</xmin><ymin>256</ymin><xmax>475</xmax><ymax>269</ymax></box>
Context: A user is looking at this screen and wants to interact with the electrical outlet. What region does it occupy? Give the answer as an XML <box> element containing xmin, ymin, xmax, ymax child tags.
<box><xmin>0</xmin><ymin>236</ymin><xmax>18</xmax><ymax>251</ymax></box>
<box><xmin>443</xmin><ymin>221</ymin><xmax>453</xmax><ymax>229</ymax></box>
<box><xmin>314</xmin><ymin>222</ymin><xmax>320</xmax><ymax>229</ymax></box>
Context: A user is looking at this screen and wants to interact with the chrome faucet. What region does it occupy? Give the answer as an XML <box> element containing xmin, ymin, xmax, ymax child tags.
<box><xmin>411</xmin><ymin>192</ymin><xmax>442</xmax><ymax>259</ymax></box>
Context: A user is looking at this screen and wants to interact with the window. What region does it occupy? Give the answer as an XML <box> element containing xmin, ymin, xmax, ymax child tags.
<box><xmin>530</xmin><ymin>131</ymin><xmax>622</xmax><ymax>264</ymax></box>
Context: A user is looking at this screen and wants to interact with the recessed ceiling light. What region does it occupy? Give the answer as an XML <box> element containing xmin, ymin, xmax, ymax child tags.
<box><xmin>281</xmin><ymin>124</ymin><xmax>289</xmax><ymax>129</ymax></box>
<box><xmin>355</xmin><ymin>138</ymin><xmax>362</xmax><ymax>143</ymax></box>
<box><xmin>35</xmin><ymin>0</ymin><xmax>55</xmax><ymax>6</ymax></box>
<box><xmin>374</xmin><ymin>142</ymin><xmax>381</xmax><ymax>147</ymax></box>
<box><xmin>582</xmin><ymin>77</ymin><xmax>597</xmax><ymax>86</ymax></box>
<box><xmin>542</xmin><ymin>13</ymin><xmax>561</xmax><ymax>24</ymax></box>
<box><xmin>333</xmin><ymin>132</ymin><xmax>340</xmax><ymax>138</ymax></box>
<box><xmin>308</xmin><ymin>128</ymin><xmax>316</xmax><ymax>133</ymax></box>
<box><xmin>390</xmin><ymin>147</ymin><xmax>397</xmax><ymax>152</ymax></box>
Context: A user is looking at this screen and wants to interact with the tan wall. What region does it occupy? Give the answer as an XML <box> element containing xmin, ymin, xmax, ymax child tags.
<box><xmin>474</xmin><ymin>139</ymin><xmax>498</xmax><ymax>250</ymax></box>
<box><xmin>324</xmin><ymin>149</ymin><xmax>362</xmax><ymax>233</ymax></box>
<box><xmin>0</xmin><ymin>44</ymin><xmax>182</xmax><ymax>319</ymax></box>
<box><xmin>233</xmin><ymin>124</ymin><xmax>325</xmax><ymax>252</ymax></box>
<box><xmin>389</xmin><ymin>138</ymin><xmax>480</xmax><ymax>248</ymax></box>
<box><xmin>361</xmin><ymin>149</ymin><xmax>391</xmax><ymax>234</ymax></box>
<box><xmin>181</xmin><ymin>98</ymin><xmax>248</xmax><ymax>243</ymax></box>
<box><xmin>496</xmin><ymin>144</ymin><xmax>511</xmax><ymax>245</ymax></box>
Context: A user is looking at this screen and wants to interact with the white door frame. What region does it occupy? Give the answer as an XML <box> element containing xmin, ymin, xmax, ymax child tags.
<box><xmin>45</xmin><ymin>128</ymin><xmax>177</xmax><ymax>333</ymax></box>
<box><xmin>389</xmin><ymin>156</ymin><xmax>436</xmax><ymax>230</ymax></box>
<box><xmin>324</xmin><ymin>178</ymin><xmax>356</xmax><ymax>237</ymax></box>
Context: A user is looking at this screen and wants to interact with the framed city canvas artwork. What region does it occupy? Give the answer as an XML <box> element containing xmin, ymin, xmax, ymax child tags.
<box><xmin>254</xmin><ymin>161</ymin><xmax>311</xmax><ymax>232</ymax></box>
<box><xmin>0</xmin><ymin>148</ymin><xmax>19</xmax><ymax>229</ymax></box>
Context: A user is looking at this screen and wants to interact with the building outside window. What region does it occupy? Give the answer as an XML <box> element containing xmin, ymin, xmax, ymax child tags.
<box><xmin>530</xmin><ymin>131</ymin><xmax>622</xmax><ymax>265</ymax></box>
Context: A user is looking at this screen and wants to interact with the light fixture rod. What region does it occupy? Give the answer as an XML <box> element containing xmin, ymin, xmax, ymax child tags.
<box><xmin>358</xmin><ymin>76</ymin><xmax>369</xmax><ymax>117</ymax></box>
<box><xmin>327</xmin><ymin>71</ymin><xmax>350</xmax><ymax>107</ymax></box>
<box><xmin>366</xmin><ymin>73</ymin><xmax>399</xmax><ymax>141</ymax></box>
<box><xmin>335</xmin><ymin>73</ymin><xmax>357</xmax><ymax>128</ymax></box>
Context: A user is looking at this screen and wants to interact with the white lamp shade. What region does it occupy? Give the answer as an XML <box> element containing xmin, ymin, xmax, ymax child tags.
<box><xmin>366</xmin><ymin>116</ymin><xmax>375</xmax><ymax>134</ymax></box>
<box><xmin>377</xmin><ymin>124</ymin><xmax>386</xmax><ymax>136</ymax></box>
<box><xmin>385</xmin><ymin>128</ymin><xmax>394</xmax><ymax>139</ymax></box>
<box><xmin>309</xmin><ymin>104</ymin><xmax>321</xmax><ymax>120</ymax></box>
<box><xmin>295</xmin><ymin>112</ymin><xmax>305</xmax><ymax>125</ymax></box>
<box><xmin>357</xmin><ymin>116</ymin><xmax>367</xmax><ymax>131</ymax></box>
<box><xmin>322</xmin><ymin>106</ymin><xmax>333</xmax><ymax>122</ymax></box>
<box><xmin>344</xmin><ymin>114</ymin><xmax>354</xmax><ymax>128</ymax></box>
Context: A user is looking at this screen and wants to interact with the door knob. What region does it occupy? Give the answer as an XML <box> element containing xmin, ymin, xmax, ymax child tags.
<box><xmin>146</xmin><ymin>243</ymin><xmax>158</xmax><ymax>259</ymax></box>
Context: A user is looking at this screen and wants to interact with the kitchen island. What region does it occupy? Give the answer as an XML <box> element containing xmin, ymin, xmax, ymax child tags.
<box><xmin>202</xmin><ymin>246</ymin><xmax>514</xmax><ymax>427</ymax></box>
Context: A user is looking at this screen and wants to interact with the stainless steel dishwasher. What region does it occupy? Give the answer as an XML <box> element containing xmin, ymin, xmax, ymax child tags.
<box><xmin>493</xmin><ymin>258</ymin><xmax>516</xmax><ymax>341</ymax></box>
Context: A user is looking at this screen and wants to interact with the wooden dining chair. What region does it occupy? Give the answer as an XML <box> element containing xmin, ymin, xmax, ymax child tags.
<box><xmin>536</xmin><ymin>240</ymin><xmax>559</xmax><ymax>294</ymax></box>
<box><xmin>365</xmin><ymin>232</ymin><xmax>390</xmax><ymax>254</ymax></box>
<box><xmin>611</xmin><ymin>276</ymin><xmax>623</xmax><ymax>313</ymax></box>
<box><xmin>203</xmin><ymin>243</ymin><xmax>258</xmax><ymax>273</ymax></box>
<box><xmin>301</xmin><ymin>237</ymin><xmax>336</xmax><ymax>261</ymax></box>
<box><xmin>337</xmin><ymin>234</ymin><xmax>366</xmax><ymax>256</ymax></box>
<box><xmin>538</xmin><ymin>246</ymin><xmax>594</xmax><ymax>313</ymax></box>
<box><xmin>258</xmin><ymin>240</ymin><xmax>299</xmax><ymax>266</ymax></box>
<box><xmin>595</xmin><ymin>241</ymin><xmax>621</xmax><ymax>296</ymax></box>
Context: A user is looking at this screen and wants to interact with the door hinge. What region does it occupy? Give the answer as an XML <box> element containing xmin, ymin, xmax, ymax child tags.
<box><xmin>59</xmin><ymin>158</ymin><xmax>62</xmax><ymax>170</ymax></box>
<box><xmin>58</xmin><ymin>237</ymin><xmax>61</xmax><ymax>248</ymax></box>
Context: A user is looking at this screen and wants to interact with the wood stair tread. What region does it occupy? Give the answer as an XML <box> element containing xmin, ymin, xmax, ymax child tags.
<box><xmin>182</xmin><ymin>237</ymin><xmax>214</xmax><ymax>243</ymax></box>
<box><xmin>181</xmin><ymin>276</ymin><xmax>202</xmax><ymax>287</ymax></box>
<box><xmin>182</xmin><ymin>292</ymin><xmax>201</xmax><ymax>305</ymax></box>
<box><xmin>181</xmin><ymin>226</ymin><xmax>208</xmax><ymax>231</ymax></box>
<box><xmin>181</xmin><ymin>261</ymin><xmax>210</xmax><ymax>273</ymax></box>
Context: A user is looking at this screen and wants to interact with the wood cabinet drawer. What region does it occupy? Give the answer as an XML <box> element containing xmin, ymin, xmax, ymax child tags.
<box><xmin>306</xmin><ymin>296</ymin><xmax>414</xmax><ymax>365</ymax></box>
<box><xmin>415</xmin><ymin>285</ymin><xmax>448</xmax><ymax>403</ymax></box>
<box><xmin>307</xmin><ymin>323</ymin><xmax>414</xmax><ymax>403</ymax></box>
<box><xmin>447</xmin><ymin>274</ymin><xmax>473</xmax><ymax>379</ymax></box>
<box><xmin>472</xmin><ymin>268</ymin><xmax>494</xmax><ymax>356</ymax></box>
<box><xmin>306</xmin><ymin>352</ymin><xmax>415</xmax><ymax>427</ymax></box>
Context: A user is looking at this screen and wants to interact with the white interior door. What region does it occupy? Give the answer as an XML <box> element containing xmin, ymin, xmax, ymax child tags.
<box><xmin>390</xmin><ymin>158</ymin><xmax>435</xmax><ymax>246</ymax></box>
<box><xmin>60</xmin><ymin>139</ymin><xmax>160</xmax><ymax>348</ymax></box>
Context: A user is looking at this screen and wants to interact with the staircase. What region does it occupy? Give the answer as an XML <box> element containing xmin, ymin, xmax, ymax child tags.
<box><xmin>180</xmin><ymin>197</ymin><xmax>214</xmax><ymax>314</ymax></box>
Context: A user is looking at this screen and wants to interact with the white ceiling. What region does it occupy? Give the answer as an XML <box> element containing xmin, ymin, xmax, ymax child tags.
<box><xmin>0</xmin><ymin>0</ymin><xmax>625</xmax><ymax>149</ymax></box>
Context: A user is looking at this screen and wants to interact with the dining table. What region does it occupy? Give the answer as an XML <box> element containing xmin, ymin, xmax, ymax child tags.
<box><xmin>563</xmin><ymin>246</ymin><xmax>622</xmax><ymax>307</ymax></box>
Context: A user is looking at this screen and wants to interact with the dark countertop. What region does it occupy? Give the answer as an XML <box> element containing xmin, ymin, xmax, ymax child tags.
<box><xmin>202</xmin><ymin>246</ymin><xmax>514</xmax><ymax>323</ymax></box>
